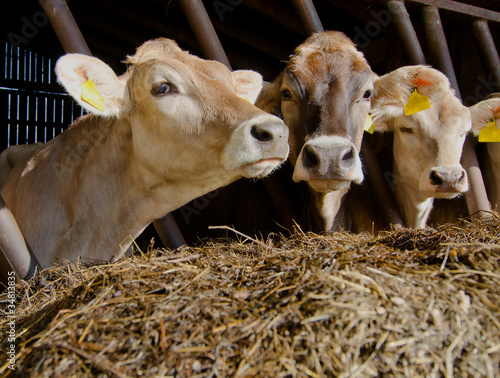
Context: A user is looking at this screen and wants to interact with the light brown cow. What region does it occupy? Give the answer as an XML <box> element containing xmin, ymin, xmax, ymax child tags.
<box><xmin>469</xmin><ymin>94</ymin><xmax>500</xmax><ymax>211</ymax></box>
<box><xmin>172</xmin><ymin>31</ymin><xmax>376</xmax><ymax>239</ymax></box>
<box><xmin>0</xmin><ymin>38</ymin><xmax>289</xmax><ymax>268</ymax></box>
<box><xmin>370</xmin><ymin>65</ymin><xmax>471</xmax><ymax>228</ymax></box>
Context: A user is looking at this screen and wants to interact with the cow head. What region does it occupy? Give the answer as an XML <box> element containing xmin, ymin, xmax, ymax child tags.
<box><xmin>55</xmin><ymin>38</ymin><xmax>289</xmax><ymax>194</ymax></box>
<box><xmin>371</xmin><ymin>65</ymin><xmax>471</xmax><ymax>226</ymax></box>
<box><xmin>256</xmin><ymin>31</ymin><xmax>375</xmax><ymax>193</ymax></box>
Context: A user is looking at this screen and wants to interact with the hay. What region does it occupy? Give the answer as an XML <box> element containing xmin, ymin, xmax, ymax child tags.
<box><xmin>1</xmin><ymin>217</ymin><xmax>499</xmax><ymax>377</ymax></box>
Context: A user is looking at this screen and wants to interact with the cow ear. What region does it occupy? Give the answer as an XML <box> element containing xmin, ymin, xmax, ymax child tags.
<box><xmin>469</xmin><ymin>97</ymin><xmax>500</xmax><ymax>131</ymax></box>
<box><xmin>232</xmin><ymin>70</ymin><xmax>263</xmax><ymax>104</ymax></box>
<box><xmin>408</xmin><ymin>67</ymin><xmax>452</xmax><ymax>100</ymax></box>
<box><xmin>55</xmin><ymin>54</ymin><xmax>127</xmax><ymax>116</ymax></box>
<box><xmin>370</xmin><ymin>112</ymin><xmax>390</xmax><ymax>132</ymax></box>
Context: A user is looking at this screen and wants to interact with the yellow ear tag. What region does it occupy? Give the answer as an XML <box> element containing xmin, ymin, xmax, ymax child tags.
<box><xmin>364</xmin><ymin>114</ymin><xmax>375</xmax><ymax>134</ymax></box>
<box><xmin>237</xmin><ymin>95</ymin><xmax>251</xmax><ymax>103</ymax></box>
<box><xmin>478</xmin><ymin>118</ymin><xmax>500</xmax><ymax>142</ymax></box>
<box><xmin>81</xmin><ymin>79</ymin><xmax>105</xmax><ymax>112</ymax></box>
<box><xmin>404</xmin><ymin>88</ymin><xmax>431</xmax><ymax>116</ymax></box>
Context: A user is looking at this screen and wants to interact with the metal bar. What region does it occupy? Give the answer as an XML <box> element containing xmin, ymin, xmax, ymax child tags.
<box><xmin>421</xmin><ymin>5</ymin><xmax>491</xmax><ymax>218</ymax></box>
<box><xmin>178</xmin><ymin>0</ymin><xmax>232</xmax><ymax>69</ymax></box>
<box><xmin>39</xmin><ymin>0</ymin><xmax>91</xmax><ymax>55</ymax></box>
<box><xmin>472</xmin><ymin>19</ymin><xmax>500</xmax><ymax>90</ymax></box>
<box><xmin>0</xmin><ymin>195</ymin><xmax>40</xmax><ymax>285</ymax></box>
<box><xmin>386</xmin><ymin>0</ymin><xmax>427</xmax><ymax>65</ymax></box>
<box><xmin>293</xmin><ymin>0</ymin><xmax>404</xmax><ymax>227</ymax></box>
<box><xmin>291</xmin><ymin>0</ymin><xmax>324</xmax><ymax>34</ymax></box>
<box><xmin>422</xmin><ymin>6</ymin><xmax>461</xmax><ymax>94</ymax></box>
<box><xmin>407</xmin><ymin>0</ymin><xmax>500</xmax><ymax>23</ymax></box>
<box><xmin>153</xmin><ymin>213</ymin><xmax>186</xmax><ymax>249</ymax></box>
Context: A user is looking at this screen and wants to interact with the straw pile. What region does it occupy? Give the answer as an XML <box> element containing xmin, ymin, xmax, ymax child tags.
<box><xmin>1</xmin><ymin>217</ymin><xmax>499</xmax><ymax>377</ymax></box>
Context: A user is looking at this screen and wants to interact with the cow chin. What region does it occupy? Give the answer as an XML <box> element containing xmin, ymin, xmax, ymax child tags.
<box><xmin>306</xmin><ymin>179</ymin><xmax>351</xmax><ymax>193</ymax></box>
<box><xmin>432</xmin><ymin>191</ymin><xmax>464</xmax><ymax>200</ymax></box>
<box><xmin>419</xmin><ymin>188</ymin><xmax>466</xmax><ymax>199</ymax></box>
<box><xmin>419</xmin><ymin>179</ymin><xmax>468</xmax><ymax>199</ymax></box>
<box><xmin>419</xmin><ymin>185</ymin><xmax>468</xmax><ymax>199</ymax></box>
<box><xmin>241</xmin><ymin>158</ymin><xmax>284</xmax><ymax>178</ymax></box>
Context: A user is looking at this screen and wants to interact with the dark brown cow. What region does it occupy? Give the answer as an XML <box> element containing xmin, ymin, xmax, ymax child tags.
<box><xmin>172</xmin><ymin>31</ymin><xmax>376</xmax><ymax>241</ymax></box>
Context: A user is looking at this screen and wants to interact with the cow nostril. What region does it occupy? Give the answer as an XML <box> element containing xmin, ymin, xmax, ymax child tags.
<box><xmin>302</xmin><ymin>145</ymin><xmax>319</xmax><ymax>169</ymax></box>
<box><xmin>342</xmin><ymin>147</ymin><xmax>354</xmax><ymax>162</ymax></box>
<box><xmin>251</xmin><ymin>125</ymin><xmax>274</xmax><ymax>142</ymax></box>
<box><xmin>430</xmin><ymin>170</ymin><xmax>444</xmax><ymax>186</ymax></box>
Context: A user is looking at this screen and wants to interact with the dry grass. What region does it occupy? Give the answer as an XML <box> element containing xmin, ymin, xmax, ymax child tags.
<box><xmin>1</xmin><ymin>217</ymin><xmax>499</xmax><ymax>377</ymax></box>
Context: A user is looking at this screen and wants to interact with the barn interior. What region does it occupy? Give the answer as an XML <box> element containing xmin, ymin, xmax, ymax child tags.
<box><xmin>1</xmin><ymin>4</ymin><xmax>500</xmax><ymax>376</ymax></box>
<box><xmin>1</xmin><ymin>0</ymin><xmax>500</xmax><ymax>247</ymax></box>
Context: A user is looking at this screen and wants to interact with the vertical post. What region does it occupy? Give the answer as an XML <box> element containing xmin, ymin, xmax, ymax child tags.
<box><xmin>421</xmin><ymin>6</ymin><xmax>461</xmax><ymax>94</ymax></box>
<box><xmin>386</xmin><ymin>0</ymin><xmax>426</xmax><ymax>65</ymax></box>
<box><xmin>293</xmin><ymin>0</ymin><xmax>404</xmax><ymax>227</ymax></box>
<box><xmin>178</xmin><ymin>0</ymin><xmax>232</xmax><ymax>69</ymax></box>
<box><xmin>291</xmin><ymin>0</ymin><xmax>324</xmax><ymax>35</ymax></box>
<box><xmin>472</xmin><ymin>19</ymin><xmax>500</xmax><ymax>90</ymax></box>
<box><xmin>39</xmin><ymin>0</ymin><xmax>92</xmax><ymax>55</ymax></box>
<box><xmin>421</xmin><ymin>5</ymin><xmax>491</xmax><ymax>218</ymax></box>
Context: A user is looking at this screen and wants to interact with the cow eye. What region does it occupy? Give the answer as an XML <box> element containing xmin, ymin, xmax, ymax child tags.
<box><xmin>281</xmin><ymin>89</ymin><xmax>292</xmax><ymax>101</ymax></box>
<box><xmin>362</xmin><ymin>90</ymin><xmax>372</xmax><ymax>99</ymax></box>
<box><xmin>400</xmin><ymin>126</ymin><xmax>414</xmax><ymax>133</ymax></box>
<box><xmin>152</xmin><ymin>82</ymin><xmax>174</xmax><ymax>96</ymax></box>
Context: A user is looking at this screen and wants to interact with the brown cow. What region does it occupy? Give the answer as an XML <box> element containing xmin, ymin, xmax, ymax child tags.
<box><xmin>172</xmin><ymin>31</ymin><xmax>376</xmax><ymax>240</ymax></box>
<box><xmin>0</xmin><ymin>38</ymin><xmax>289</xmax><ymax>268</ymax></box>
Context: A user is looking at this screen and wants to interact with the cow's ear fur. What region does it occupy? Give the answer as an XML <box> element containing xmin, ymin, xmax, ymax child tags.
<box><xmin>232</xmin><ymin>70</ymin><xmax>263</xmax><ymax>104</ymax></box>
<box><xmin>254</xmin><ymin>78</ymin><xmax>282</xmax><ymax>118</ymax></box>
<box><xmin>370</xmin><ymin>112</ymin><xmax>391</xmax><ymax>132</ymax></box>
<box><xmin>373</xmin><ymin>65</ymin><xmax>451</xmax><ymax>117</ymax></box>
<box><xmin>409</xmin><ymin>69</ymin><xmax>451</xmax><ymax>99</ymax></box>
<box><xmin>469</xmin><ymin>97</ymin><xmax>500</xmax><ymax>132</ymax></box>
<box><xmin>55</xmin><ymin>53</ymin><xmax>127</xmax><ymax>116</ymax></box>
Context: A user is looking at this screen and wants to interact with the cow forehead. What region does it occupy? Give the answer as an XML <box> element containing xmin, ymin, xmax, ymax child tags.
<box><xmin>414</xmin><ymin>96</ymin><xmax>471</xmax><ymax>137</ymax></box>
<box><xmin>285</xmin><ymin>31</ymin><xmax>371</xmax><ymax>88</ymax></box>
<box><xmin>284</xmin><ymin>52</ymin><xmax>373</xmax><ymax>104</ymax></box>
<box><xmin>126</xmin><ymin>38</ymin><xmax>233</xmax><ymax>87</ymax></box>
<box><xmin>289</xmin><ymin>49</ymin><xmax>370</xmax><ymax>81</ymax></box>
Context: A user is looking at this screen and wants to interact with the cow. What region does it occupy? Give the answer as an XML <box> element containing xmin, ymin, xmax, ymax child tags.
<box><xmin>172</xmin><ymin>31</ymin><xmax>376</xmax><ymax>241</ymax></box>
<box><xmin>367</xmin><ymin>65</ymin><xmax>472</xmax><ymax>228</ymax></box>
<box><xmin>469</xmin><ymin>94</ymin><xmax>500</xmax><ymax>211</ymax></box>
<box><xmin>0</xmin><ymin>38</ymin><xmax>289</xmax><ymax>269</ymax></box>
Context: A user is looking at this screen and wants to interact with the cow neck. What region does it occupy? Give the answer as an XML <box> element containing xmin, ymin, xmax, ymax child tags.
<box><xmin>261</xmin><ymin>161</ymin><xmax>341</xmax><ymax>233</ymax></box>
<box><xmin>393</xmin><ymin>164</ymin><xmax>434</xmax><ymax>228</ymax></box>
<box><xmin>56</xmin><ymin>116</ymin><xmax>160</xmax><ymax>257</ymax></box>
<box><xmin>309</xmin><ymin>187</ymin><xmax>346</xmax><ymax>232</ymax></box>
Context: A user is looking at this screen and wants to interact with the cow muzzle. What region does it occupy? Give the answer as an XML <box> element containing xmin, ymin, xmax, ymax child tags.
<box><xmin>420</xmin><ymin>166</ymin><xmax>468</xmax><ymax>198</ymax></box>
<box><xmin>292</xmin><ymin>136</ymin><xmax>363</xmax><ymax>192</ymax></box>
<box><xmin>222</xmin><ymin>115</ymin><xmax>289</xmax><ymax>178</ymax></box>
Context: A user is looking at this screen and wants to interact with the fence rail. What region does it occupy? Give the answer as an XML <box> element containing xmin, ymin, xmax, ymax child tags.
<box><xmin>1</xmin><ymin>42</ymin><xmax>82</xmax><ymax>148</ymax></box>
